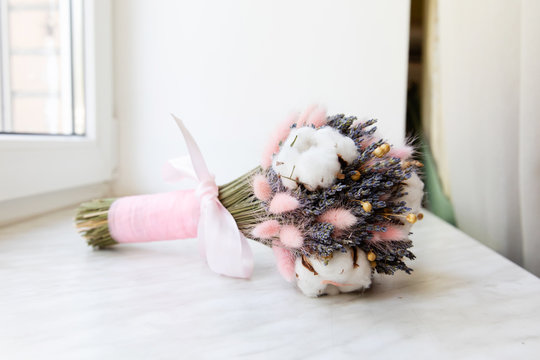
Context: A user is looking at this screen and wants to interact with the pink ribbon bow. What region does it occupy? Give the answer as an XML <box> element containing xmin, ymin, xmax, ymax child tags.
<box><xmin>165</xmin><ymin>115</ymin><xmax>254</xmax><ymax>279</ymax></box>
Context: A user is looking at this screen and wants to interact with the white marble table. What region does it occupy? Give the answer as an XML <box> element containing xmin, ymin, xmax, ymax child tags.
<box><xmin>0</xmin><ymin>209</ymin><xmax>539</xmax><ymax>359</ymax></box>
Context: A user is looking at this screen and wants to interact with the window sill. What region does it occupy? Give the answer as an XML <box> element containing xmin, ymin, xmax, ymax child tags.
<box><xmin>0</xmin><ymin>210</ymin><xmax>538</xmax><ymax>357</ymax></box>
<box><xmin>0</xmin><ymin>182</ymin><xmax>110</xmax><ymax>227</ymax></box>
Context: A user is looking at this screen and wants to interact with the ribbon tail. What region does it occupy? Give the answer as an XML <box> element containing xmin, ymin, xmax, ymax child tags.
<box><xmin>198</xmin><ymin>198</ymin><xmax>254</xmax><ymax>279</ymax></box>
<box><xmin>171</xmin><ymin>115</ymin><xmax>212</xmax><ymax>181</ymax></box>
<box><xmin>171</xmin><ymin>115</ymin><xmax>254</xmax><ymax>279</ymax></box>
<box><xmin>162</xmin><ymin>156</ymin><xmax>198</xmax><ymax>183</ymax></box>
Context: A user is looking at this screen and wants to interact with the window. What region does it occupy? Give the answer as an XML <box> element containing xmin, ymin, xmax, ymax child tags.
<box><xmin>0</xmin><ymin>0</ymin><xmax>85</xmax><ymax>135</ymax></box>
<box><xmin>0</xmin><ymin>0</ymin><xmax>114</xmax><ymax>203</ymax></box>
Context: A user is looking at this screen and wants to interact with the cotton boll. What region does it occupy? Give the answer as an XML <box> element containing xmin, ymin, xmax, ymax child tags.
<box><xmin>272</xmin><ymin>125</ymin><xmax>359</xmax><ymax>190</ymax></box>
<box><xmin>283</xmin><ymin>127</ymin><xmax>317</xmax><ymax>152</ymax></box>
<box><xmin>294</xmin><ymin>262</ymin><xmax>328</xmax><ymax>297</ymax></box>
<box><xmin>335</xmin><ymin>136</ymin><xmax>359</xmax><ymax>164</ymax></box>
<box><xmin>294</xmin><ymin>248</ymin><xmax>372</xmax><ymax>297</ymax></box>
<box><xmin>336</xmin><ymin>251</ymin><xmax>372</xmax><ymax>294</ymax></box>
<box><xmin>399</xmin><ymin>172</ymin><xmax>424</xmax><ymax>232</ymax></box>
<box><xmin>294</xmin><ymin>147</ymin><xmax>341</xmax><ymax>189</ymax></box>
<box><xmin>313</xmin><ymin>127</ymin><xmax>358</xmax><ymax>163</ymax></box>
<box><xmin>312</xmin><ymin>126</ymin><xmax>341</xmax><ymax>148</ymax></box>
<box><xmin>279</xmin><ymin>176</ymin><xmax>298</xmax><ymax>190</ymax></box>
<box><xmin>272</xmin><ymin>147</ymin><xmax>300</xmax><ymax>189</ymax></box>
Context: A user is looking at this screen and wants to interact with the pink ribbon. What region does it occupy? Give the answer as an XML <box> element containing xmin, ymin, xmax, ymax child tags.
<box><xmin>167</xmin><ymin>115</ymin><xmax>254</xmax><ymax>279</ymax></box>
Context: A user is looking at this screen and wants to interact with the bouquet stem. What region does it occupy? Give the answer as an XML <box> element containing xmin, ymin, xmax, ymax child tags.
<box><xmin>75</xmin><ymin>198</ymin><xmax>117</xmax><ymax>248</ymax></box>
<box><xmin>218</xmin><ymin>167</ymin><xmax>266</xmax><ymax>237</ymax></box>
<box><xmin>76</xmin><ymin>167</ymin><xmax>265</xmax><ymax>249</ymax></box>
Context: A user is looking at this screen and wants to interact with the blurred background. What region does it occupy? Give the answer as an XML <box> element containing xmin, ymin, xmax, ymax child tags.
<box><xmin>0</xmin><ymin>0</ymin><xmax>538</xmax><ymax>276</ymax></box>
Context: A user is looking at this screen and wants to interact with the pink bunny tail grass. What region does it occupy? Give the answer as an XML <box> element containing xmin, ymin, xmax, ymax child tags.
<box><xmin>261</xmin><ymin>113</ymin><xmax>299</xmax><ymax>169</ymax></box>
<box><xmin>388</xmin><ymin>145</ymin><xmax>414</xmax><ymax>159</ymax></box>
<box><xmin>252</xmin><ymin>174</ymin><xmax>272</xmax><ymax>201</ymax></box>
<box><xmin>279</xmin><ymin>225</ymin><xmax>304</xmax><ymax>248</ymax></box>
<box><xmin>360</xmin><ymin>135</ymin><xmax>381</xmax><ymax>149</ymax></box>
<box><xmin>306</xmin><ymin>106</ymin><xmax>327</xmax><ymax>128</ymax></box>
<box><xmin>269</xmin><ymin>193</ymin><xmax>300</xmax><ymax>214</ymax></box>
<box><xmin>297</xmin><ymin>104</ymin><xmax>318</xmax><ymax>126</ymax></box>
<box><xmin>318</xmin><ymin>208</ymin><xmax>357</xmax><ymax>230</ymax></box>
<box><xmin>252</xmin><ymin>220</ymin><xmax>281</xmax><ymax>239</ymax></box>
<box><xmin>275</xmin><ymin>112</ymin><xmax>299</xmax><ymax>142</ymax></box>
<box><xmin>370</xmin><ymin>225</ymin><xmax>408</xmax><ymax>242</ymax></box>
<box><xmin>272</xmin><ymin>245</ymin><xmax>296</xmax><ymax>282</ymax></box>
<box><xmin>261</xmin><ymin>143</ymin><xmax>279</xmax><ymax>169</ymax></box>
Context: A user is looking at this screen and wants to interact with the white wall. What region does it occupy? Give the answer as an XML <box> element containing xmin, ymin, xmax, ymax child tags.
<box><xmin>112</xmin><ymin>0</ymin><xmax>411</xmax><ymax>195</ymax></box>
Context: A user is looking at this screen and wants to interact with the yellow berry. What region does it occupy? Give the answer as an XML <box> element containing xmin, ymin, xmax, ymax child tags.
<box><xmin>373</xmin><ymin>147</ymin><xmax>384</xmax><ymax>157</ymax></box>
<box><xmin>351</xmin><ymin>171</ymin><xmax>361</xmax><ymax>181</ymax></box>
<box><xmin>370</xmin><ymin>261</ymin><xmax>377</xmax><ymax>268</ymax></box>
<box><xmin>406</xmin><ymin>213</ymin><xmax>417</xmax><ymax>224</ymax></box>
<box><xmin>362</xmin><ymin>201</ymin><xmax>372</xmax><ymax>213</ymax></box>
<box><xmin>417</xmin><ymin>213</ymin><xmax>424</xmax><ymax>220</ymax></box>
<box><xmin>367</xmin><ymin>251</ymin><xmax>376</xmax><ymax>262</ymax></box>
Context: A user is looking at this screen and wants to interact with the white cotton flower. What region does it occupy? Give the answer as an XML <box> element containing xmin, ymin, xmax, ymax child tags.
<box><xmin>282</xmin><ymin>126</ymin><xmax>316</xmax><ymax>152</ymax></box>
<box><xmin>273</xmin><ymin>147</ymin><xmax>300</xmax><ymax>189</ymax></box>
<box><xmin>272</xmin><ymin>126</ymin><xmax>359</xmax><ymax>190</ymax></box>
<box><xmin>312</xmin><ymin>127</ymin><xmax>358</xmax><ymax>163</ymax></box>
<box><xmin>294</xmin><ymin>248</ymin><xmax>372</xmax><ymax>297</ymax></box>
<box><xmin>294</xmin><ymin>147</ymin><xmax>341</xmax><ymax>189</ymax></box>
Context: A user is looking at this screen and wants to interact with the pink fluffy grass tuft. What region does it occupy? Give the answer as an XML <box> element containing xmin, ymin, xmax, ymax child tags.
<box><xmin>252</xmin><ymin>220</ymin><xmax>281</xmax><ymax>239</ymax></box>
<box><xmin>275</xmin><ymin>113</ymin><xmax>299</xmax><ymax>143</ymax></box>
<box><xmin>306</xmin><ymin>106</ymin><xmax>327</xmax><ymax>128</ymax></box>
<box><xmin>371</xmin><ymin>225</ymin><xmax>407</xmax><ymax>242</ymax></box>
<box><xmin>260</xmin><ymin>113</ymin><xmax>299</xmax><ymax>169</ymax></box>
<box><xmin>279</xmin><ymin>225</ymin><xmax>304</xmax><ymax>248</ymax></box>
<box><xmin>360</xmin><ymin>136</ymin><xmax>380</xmax><ymax>149</ymax></box>
<box><xmin>261</xmin><ymin>142</ymin><xmax>280</xmax><ymax>169</ymax></box>
<box><xmin>318</xmin><ymin>208</ymin><xmax>357</xmax><ymax>229</ymax></box>
<box><xmin>297</xmin><ymin>104</ymin><xmax>318</xmax><ymax>126</ymax></box>
<box><xmin>388</xmin><ymin>145</ymin><xmax>414</xmax><ymax>159</ymax></box>
<box><xmin>269</xmin><ymin>193</ymin><xmax>300</xmax><ymax>214</ymax></box>
<box><xmin>252</xmin><ymin>174</ymin><xmax>272</xmax><ymax>201</ymax></box>
<box><xmin>272</xmin><ymin>245</ymin><xmax>296</xmax><ymax>282</ymax></box>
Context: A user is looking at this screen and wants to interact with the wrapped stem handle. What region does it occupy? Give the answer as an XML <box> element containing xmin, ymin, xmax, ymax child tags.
<box><xmin>108</xmin><ymin>190</ymin><xmax>200</xmax><ymax>243</ymax></box>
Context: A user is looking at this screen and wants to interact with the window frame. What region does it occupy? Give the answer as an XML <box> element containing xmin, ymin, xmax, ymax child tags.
<box><xmin>0</xmin><ymin>0</ymin><xmax>115</xmax><ymax>202</ymax></box>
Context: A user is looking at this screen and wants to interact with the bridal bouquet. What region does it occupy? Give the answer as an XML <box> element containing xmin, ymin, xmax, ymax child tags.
<box><xmin>76</xmin><ymin>106</ymin><xmax>424</xmax><ymax>297</ymax></box>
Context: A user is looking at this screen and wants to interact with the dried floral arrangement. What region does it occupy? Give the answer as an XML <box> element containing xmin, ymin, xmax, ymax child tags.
<box><xmin>76</xmin><ymin>106</ymin><xmax>424</xmax><ymax>297</ymax></box>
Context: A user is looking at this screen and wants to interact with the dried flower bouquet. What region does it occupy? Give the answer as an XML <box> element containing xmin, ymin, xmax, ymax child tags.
<box><xmin>76</xmin><ymin>106</ymin><xmax>423</xmax><ymax>297</ymax></box>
